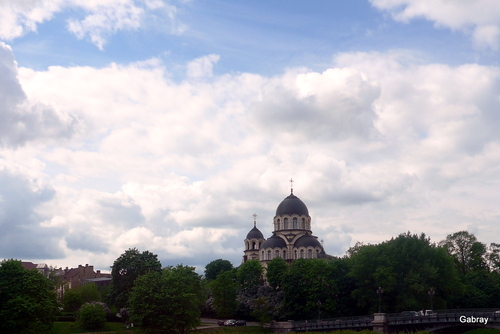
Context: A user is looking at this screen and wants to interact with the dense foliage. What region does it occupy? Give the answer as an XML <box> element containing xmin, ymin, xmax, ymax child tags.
<box><xmin>205</xmin><ymin>259</ymin><xmax>234</xmax><ymax>280</ymax></box>
<box><xmin>205</xmin><ymin>230</ymin><xmax>500</xmax><ymax>321</ymax></box>
<box><xmin>109</xmin><ymin>248</ymin><xmax>162</xmax><ymax>308</ymax></box>
<box><xmin>0</xmin><ymin>259</ymin><xmax>58</xmax><ymax>334</ymax></box>
<box><xmin>77</xmin><ymin>302</ymin><xmax>107</xmax><ymax>330</ymax></box>
<box><xmin>129</xmin><ymin>264</ymin><xmax>203</xmax><ymax>334</ymax></box>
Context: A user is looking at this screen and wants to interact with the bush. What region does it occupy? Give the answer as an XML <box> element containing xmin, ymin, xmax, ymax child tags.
<box><xmin>77</xmin><ymin>302</ymin><xmax>107</xmax><ymax>330</ymax></box>
<box><xmin>63</xmin><ymin>289</ymin><xmax>83</xmax><ymax>312</ymax></box>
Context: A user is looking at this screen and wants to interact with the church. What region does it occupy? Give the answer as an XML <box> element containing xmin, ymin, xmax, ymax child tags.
<box><xmin>243</xmin><ymin>185</ymin><xmax>327</xmax><ymax>266</ymax></box>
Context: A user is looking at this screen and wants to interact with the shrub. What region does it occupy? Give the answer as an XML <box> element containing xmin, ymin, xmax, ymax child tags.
<box><xmin>77</xmin><ymin>302</ymin><xmax>107</xmax><ymax>330</ymax></box>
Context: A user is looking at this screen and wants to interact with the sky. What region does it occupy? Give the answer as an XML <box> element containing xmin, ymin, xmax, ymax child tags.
<box><xmin>1</xmin><ymin>0</ymin><xmax>500</xmax><ymax>273</ymax></box>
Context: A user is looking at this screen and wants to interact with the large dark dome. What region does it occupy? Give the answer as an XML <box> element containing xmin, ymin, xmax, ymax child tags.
<box><xmin>246</xmin><ymin>226</ymin><xmax>264</xmax><ymax>240</ymax></box>
<box><xmin>261</xmin><ymin>235</ymin><xmax>287</xmax><ymax>249</ymax></box>
<box><xmin>294</xmin><ymin>234</ymin><xmax>322</xmax><ymax>248</ymax></box>
<box><xmin>275</xmin><ymin>193</ymin><xmax>309</xmax><ymax>216</ymax></box>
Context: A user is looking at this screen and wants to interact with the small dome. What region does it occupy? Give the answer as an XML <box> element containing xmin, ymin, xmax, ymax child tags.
<box><xmin>294</xmin><ymin>234</ymin><xmax>322</xmax><ymax>248</ymax></box>
<box><xmin>261</xmin><ymin>235</ymin><xmax>287</xmax><ymax>249</ymax></box>
<box><xmin>246</xmin><ymin>226</ymin><xmax>264</xmax><ymax>240</ymax></box>
<box><xmin>276</xmin><ymin>193</ymin><xmax>309</xmax><ymax>216</ymax></box>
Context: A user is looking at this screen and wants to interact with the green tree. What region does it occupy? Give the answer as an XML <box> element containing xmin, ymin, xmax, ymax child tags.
<box><xmin>204</xmin><ymin>259</ymin><xmax>233</xmax><ymax>280</ymax></box>
<box><xmin>281</xmin><ymin>258</ymin><xmax>337</xmax><ymax>320</ymax></box>
<box><xmin>349</xmin><ymin>232</ymin><xmax>463</xmax><ymax>313</ymax></box>
<box><xmin>63</xmin><ymin>289</ymin><xmax>84</xmax><ymax>312</ymax></box>
<box><xmin>0</xmin><ymin>259</ymin><xmax>58</xmax><ymax>334</ymax></box>
<box><xmin>266</xmin><ymin>257</ymin><xmax>288</xmax><ymax>290</ymax></box>
<box><xmin>109</xmin><ymin>248</ymin><xmax>162</xmax><ymax>308</ymax></box>
<box><xmin>237</xmin><ymin>259</ymin><xmax>263</xmax><ymax>296</ymax></box>
<box><xmin>439</xmin><ymin>231</ymin><xmax>487</xmax><ymax>275</ymax></box>
<box><xmin>129</xmin><ymin>265</ymin><xmax>203</xmax><ymax>334</ymax></box>
<box><xmin>210</xmin><ymin>270</ymin><xmax>238</xmax><ymax>318</ymax></box>
<box><xmin>77</xmin><ymin>302</ymin><xmax>107</xmax><ymax>331</ymax></box>
<box><xmin>80</xmin><ymin>282</ymin><xmax>101</xmax><ymax>303</ymax></box>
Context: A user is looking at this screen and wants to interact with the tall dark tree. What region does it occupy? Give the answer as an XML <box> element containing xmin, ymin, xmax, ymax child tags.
<box><xmin>266</xmin><ymin>257</ymin><xmax>288</xmax><ymax>290</ymax></box>
<box><xmin>210</xmin><ymin>270</ymin><xmax>238</xmax><ymax>318</ymax></box>
<box><xmin>129</xmin><ymin>265</ymin><xmax>203</xmax><ymax>334</ymax></box>
<box><xmin>349</xmin><ymin>232</ymin><xmax>463</xmax><ymax>313</ymax></box>
<box><xmin>439</xmin><ymin>231</ymin><xmax>487</xmax><ymax>275</ymax></box>
<box><xmin>281</xmin><ymin>258</ymin><xmax>338</xmax><ymax>320</ymax></box>
<box><xmin>204</xmin><ymin>259</ymin><xmax>233</xmax><ymax>280</ymax></box>
<box><xmin>0</xmin><ymin>259</ymin><xmax>58</xmax><ymax>334</ymax></box>
<box><xmin>109</xmin><ymin>248</ymin><xmax>162</xmax><ymax>308</ymax></box>
<box><xmin>237</xmin><ymin>259</ymin><xmax>263</xmax><ymax>296</ymax></box>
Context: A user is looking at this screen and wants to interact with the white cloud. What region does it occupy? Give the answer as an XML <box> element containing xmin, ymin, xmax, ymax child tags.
<box><xmin>3</xmin><ymin>48</ymin><xmax>500</xmax><ymax>269</ymax></box>
<box><xmin>186</xmin><ymin>54</ymin><xmax>220</xmax><ymax>78</ymax></box>
<box><xmin>0</xmin><ymin>0</ymin><xmax>185</xmax><ymax>49</ymax></box>
<box><xmin>0</xmin><ymin>42</ymin><xmax>79</xmax><ymax>147</ymax></box>
<box><xmin>370</xmin><ymin>0</ymin><xmax>500</xmax><ymax>50</ymax></box>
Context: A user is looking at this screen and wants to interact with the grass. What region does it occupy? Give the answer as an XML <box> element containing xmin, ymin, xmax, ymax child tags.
<box><xmin>51</xmin><ymin>322</ymin><xmax>142</xmax><ymax>334</ymax></box>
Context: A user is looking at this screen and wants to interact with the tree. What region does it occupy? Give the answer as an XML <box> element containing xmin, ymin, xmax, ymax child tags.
<box><xmin>439</xmin><ymin>231</ymin><xmax>487</xmax><ymax>275</ymax></box>
<box><xmin>204</xmin><ymin>259</ymin><xmax>233</xmax><ymax>280</ymax></box>
<box><xmin>63</xmin><ymin>289</ymin><xmax>84</xmax><ymax>312</ymax></box>
<box><xmin>210</xmin><ymin>270</ymin><xmax>238</xmax><ymax>318</ymax></box>
<box><xmin>266</xmin><ymin>257</ymin><xmax>288</xmax><ymax>290</ymax></box>
<box><xmin>80</xmin><ymin>282</ymin><xmax>101</xmax><ymax>303</ymax></box>
<box><xmin>349</xmin><ymin>232</ymin><xmax>463</xmax><ymax>313</ymax></box>
<box><xmin>109</xmin><ymin>248</ymin><xmax>162</xmax><ymax>308</ymax></box>
<box><xmin>237</xmin><ymin>259</ymin><xmax>263</xmax><ymax>296</ymax></box>
<box><xmin>129</xmin><ymin>265</ymin><xmax>203</xmax><ymax>334</ymax></box>
<box><xmin>0</xmin><ymin>259</ymin><xmax>58</xmax><ymax>334</ymax></box>
<box><xmin>77</xmin><ymin>302</ymin><xmax>107</xmax><ymax>331</ymax></box>
<box><xmin>281</xmin><ymin>258</ymin><xmax>338</xmax><ymax>320</ymax></box>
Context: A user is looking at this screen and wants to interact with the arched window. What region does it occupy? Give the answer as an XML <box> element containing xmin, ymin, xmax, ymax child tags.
<box><xmin>275</xmin><ymin>250</ymin><xmax>280</xmax><ymax>258</ymax></box>
<box><xmin>267</xmin><ymin>250</ymin><xmax>272</xmax><ymax>260</ymax></box>
<box><xmin>300</xmin><ymin>249</ymin><xmax>304</xmax><ymax>259</ymax></box>
<box><xmin>308</xmin><ymin>249</ymin><xmax>313</xmax><ymax>259</ymax></box>
<box><xmin>294</xmin><ymin>250</ymin><xmax>298</xmax><ymax>259</ymax></box>
<box><xmin>302</xmin><ymin>218</ymin><xmax>306</xmax><ymax>229</ymax></box>
<box><xmin>283</xmin><ymin>250</ymin><xmax>287</xmax><ymax>260</ymax></box>
<box><xmin>261</xmin><ymin>251</ymin><xmax>264</xmax><ymax>260</ymax></box>
<box><xmin>284</xmin><ymin>218</ymin><xmax>288</xmax><ymax>229</ymax></box>
<box><xmin>293</xmin><ymin>217</ymin><xmax>297</xmax><ymax>229</ymax></box>
<box><xmin>252</xmin><ymin>242</ymin><xmax>256</xmax><ymax>249</ymax></box>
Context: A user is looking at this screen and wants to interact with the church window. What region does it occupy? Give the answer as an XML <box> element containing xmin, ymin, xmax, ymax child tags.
<box><xmin>302</xmin><ymin>218</ymin><xmax>305</xmax><ymax>229</ymax></box>
<box><xmin>252</xmin><ymin>242</ymin><xmax>256</xmax><ymax>249</ymax></box>
<box><xmin>283</xmin><ymin>250</ymin><xmax>287</xmax><ymax>259</ymax></box>
<box><xmin>261</xmin><ymin>251</ymin><xmax>264</xmax><ymax>260</ymax></box>
<box><xmin>308</xmin><ymin>249</ymin><xmax>313</xmax><ymax>259</ymax></box>
<box><xmin>293</xmin><ymin>217</ymin><xmax>297</xmax><ymax>229</ymax></box>
<box><xmin>267</xmin><ymin>250</ymin><xmax>272</xmax><ymax>260</ymax></box>
<box><xmin>284</xmin><ymin>218</ymin><xmax>288</xmax><ymax>229</ymax></box>
<box><xmin>294</xmin><ymin>250</ymin><xmax>298</xmax><ymax>259</ymax></box>
<box><xmin>300</xmin><ymin>249</ymin><xmax>304</xmax><ymax>259</ymax></box>
<box><xmin>275</xmin><ymin>250</ymin><xmax>280</xmax><ymax>258</ymax></box>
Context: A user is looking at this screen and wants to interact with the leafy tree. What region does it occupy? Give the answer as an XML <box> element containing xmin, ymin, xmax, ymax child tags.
<box><xmin>109</xmin><ymin>248</ymin><xmax>162</xmax><ymax>308</ymax></box>
<box><xmin>266</xmin><ymin>257</ymin><xmax>288</xmax><ymax>290</ymax></box>
<box><xmin>252</xmin><ymin>296</ymin><xmax>273</xmax><ymax>326</ymax></box>
<box><xmin>487</xmin><ymin>243</ymin><xmax>500</xmax><ymax>272</ymax></box>
<box><xmin>281</xmin><ymin>258</ymin><xmax>337</xmax><ymax>320</ymax></box>
<box><xmin>63</xmin><ymin>289</ymin><xmax>84</xmax><ymax>312</ymax></box>
<box><xmin>349</xmin><ymin>232</ymin><xmax>463</xmax><ymax>313</ymax></box>
<box><xmin>237</xmin><ymin>259</ymin><xmax>263</xmax><ymax>296</ymax></box>
<box><xmin>0</xmin><ymin>259</ymin><xmax>58</xmax><ymax>334</ymax></box>
<box><xmin>210</xmin><ymin>270</ymin><xmax>238</xmax><ymax>318</ymax></box>
<box><xmin>204</xmin><ymin>259</ymin><xmax>233</xmax><ymax>280</ymax></box>
<box><xmin>77</xmin><ymin>302</ymin><xmax>107</xmax><ymax>330</ymax></box>
<box><xmin>129</xmin><ymin>265</ymin><xmax>203</xmax><ymax>334</ymax></box>
<box><xmin>80</xmin><ymin>282</ymin><xmax>101</xmax><ymax>303</ymax></box>
<box><xmin>439</xmin><ymin>231</ymin><xmax>488</xmax><ymax>275</ymax></box>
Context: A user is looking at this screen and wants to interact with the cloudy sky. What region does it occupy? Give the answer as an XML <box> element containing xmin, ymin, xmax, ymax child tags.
<box><xmin>1</xmin><ymin>0</ymin><xmax>500</xmax><ymax>272</ymax></box>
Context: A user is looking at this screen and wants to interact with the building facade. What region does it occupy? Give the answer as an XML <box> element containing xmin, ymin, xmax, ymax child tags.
<box><xmin>243</xmin><ymin>189</ymin><xmax>327</xmax><ymax>266</ymax></box>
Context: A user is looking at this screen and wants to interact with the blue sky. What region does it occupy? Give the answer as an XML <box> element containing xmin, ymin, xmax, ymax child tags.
<box><xmin>1</xmin><ymin>0</ymin><xmax>500</xmax><ymax>272</ymax></box>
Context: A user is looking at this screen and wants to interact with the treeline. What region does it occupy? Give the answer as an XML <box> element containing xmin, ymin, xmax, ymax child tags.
<box><xmin>206</xmin><ymin>231</ymin><xmax>500</xmax><ymax>321</ymax></box>
<box><xmin>2</xmin><ymin>230</ymin><xmax>500</xmax><ymax>333</ymax></box>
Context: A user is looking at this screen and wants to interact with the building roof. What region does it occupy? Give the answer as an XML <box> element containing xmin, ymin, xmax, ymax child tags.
<box><xmin>294</xmin><ymin>234</ymin><xmax>323</xmax><ymax>249</ymax></box>
<box><xmin>275</xmin><ymin>192</ymin><xmax>309</xmax><ymax>216</ymax></box>
<box><xmin>246</xmin><ymin>226</ymin><xmax>264</xmax><ymax>240</ymax></box>
<box><xmin>261</xmin><ymin>234</ymin><xmax>287</xmax><ymax>249</ymax></box>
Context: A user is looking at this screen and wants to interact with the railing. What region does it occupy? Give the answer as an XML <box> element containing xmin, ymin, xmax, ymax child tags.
<box><xmin>387</xmin><ymin>309</ymin><xmax>500</xmax><ymax>325</ymax></box>
<box><xmin>294</xmin><ymin>315</ymin><xmax>374</xmax><ymax>331</ymax></box>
